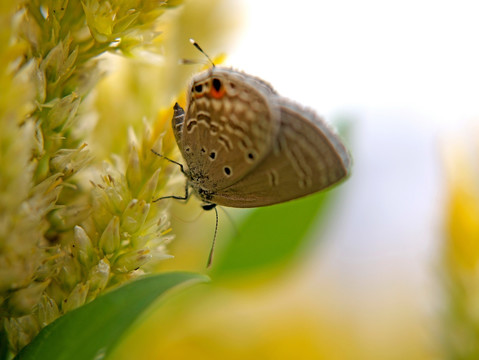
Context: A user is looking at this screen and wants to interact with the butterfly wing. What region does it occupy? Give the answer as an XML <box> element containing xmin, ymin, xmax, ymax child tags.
<box><xmin>210</xmin><ymin>99</ymin><xmax>351</xmax><ymax>207</ymax></box>
<box><xmin>172</xmin><ymin>102</ymin><xmax>185</xmax><ymax>145</ymax></box>
<box><xmin>177</xmin><ymin>68</ymin><xmax>281</xmax><ymax>191</ymax></box>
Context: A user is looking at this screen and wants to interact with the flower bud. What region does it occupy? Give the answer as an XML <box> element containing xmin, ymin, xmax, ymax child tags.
<box><xmin>62</xmin><ymin>282</ymin><xmax>89</xmax><ymax>313</ymax></box>
<box><xmin>105</xmin><ymin>185</ymin><xmax>126</xmax><ymax>214</ymax></box>
<box><xmin>50</xmin><ymin>143</ymin><xmax>91</xmax><ymax>178</ymax></box>
<box><xmin>99</xmin><ymin>216</ymin><xmax>120</xmax><ymax>255</ymax></box>
<box><xmin>112</xmin><ymin>249</ymin><xmax>152</xmax><ymax>274</ymax></box>
<box><xmin>31</xmin><ymin>173</ymin><xmax>63</xmax><ymax>211</ymax></box>
<box><xmin>73</xmin><ymin>225</ymin><xmax>97</xmax><ymax>268</ymax></box>
<box><xmin>121</xmin><ymin>199</ymin><xmax>150</xmax><ymax>234</ymax></box>
<box><xmin>58</xmin><ymin>255</ymin><xmax>81</xmax><ymax>292</ymax></box>
<box><xmin>32</xmin><ymin>121</ymin><xmax>45</xmax><ymax>158</ymax></box>
<box><xmin>46</xmin><ymin>93</ymin><xmax>80</xmax><ymax>131</ymax></box>
<box><xmin>88</xmin><ymin>259</ymin><xmax>110</xmax><ymax>293</ymax></box>
<box><xmin>138</xmin><ymin>168</ymin><xmax>161</xmax><ymax>202</ymax></box>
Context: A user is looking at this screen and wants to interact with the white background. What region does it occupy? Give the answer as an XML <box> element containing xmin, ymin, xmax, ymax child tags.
<box><xmin>230</xmin><ymin>0</ymin><xmax>479</xmax><ymax>126</ymax></box>
<box><xmin>226</xmin><ymin>0</ymin><xmax>479</xmax><ymax>335</ymax></box>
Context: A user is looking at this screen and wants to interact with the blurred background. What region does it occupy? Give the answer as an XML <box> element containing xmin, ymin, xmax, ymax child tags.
<box><xmin>107</xmin><ymin>0</ymin><xmax>479</xmax><ymax>359</ymax></box>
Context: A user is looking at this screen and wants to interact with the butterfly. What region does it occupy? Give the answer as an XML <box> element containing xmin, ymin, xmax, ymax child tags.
<box><xmin>152</xmin><ymin>40</ymin><xmax>351</xmax><ymax>265</ymax></box>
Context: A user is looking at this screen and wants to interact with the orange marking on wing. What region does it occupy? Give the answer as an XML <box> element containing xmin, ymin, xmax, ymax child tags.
<box><xmin>210</xmin><ymin>85</ymin><xmax>226</xmax><ymax>99</ymax></box>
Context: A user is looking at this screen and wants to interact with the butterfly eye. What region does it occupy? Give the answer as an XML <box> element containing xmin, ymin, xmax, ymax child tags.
<box><xmin>210</xmin><ymin>78</ymin><xmax>225</xmax><ymax>99</ymax></box>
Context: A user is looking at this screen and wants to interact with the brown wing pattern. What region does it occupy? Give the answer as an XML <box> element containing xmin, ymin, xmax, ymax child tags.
<box><xmin>211</xmin><ymin>99</ymin><xmax>351</xmax><ymax>207</ymax></box>
<box><xmin>178</xmin><ymin>68</ymin><xmax>280</xmax><ymax>191</ymax></box>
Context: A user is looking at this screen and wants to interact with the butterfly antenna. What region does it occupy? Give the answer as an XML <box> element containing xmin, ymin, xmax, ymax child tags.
<box><xmin>189</xmin><ymin>38</ymin><xmax>215</xmax><ymax>68</ymax></box>
<box><xmin>206</xmin><ymin>206</ymin><xmax>219</xmax><ymax>268</ymax></box>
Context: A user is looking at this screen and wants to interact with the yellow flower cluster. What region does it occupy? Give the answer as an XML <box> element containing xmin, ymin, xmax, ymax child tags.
<box><xmin>0</xmin><ymin>0</ymin><xmax>218</xmax><ymax>355</ymax></box>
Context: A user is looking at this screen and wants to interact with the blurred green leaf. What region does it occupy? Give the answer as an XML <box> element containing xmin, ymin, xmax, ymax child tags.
<box><xmin>211</xmin><ymin>190</ymin><xmax>334</xmax><ymax>277</ymax></box>
<box><xmin>15</xmin><ymin>272</ymin><xmax>208</xmax><ymax>360</ymax></box>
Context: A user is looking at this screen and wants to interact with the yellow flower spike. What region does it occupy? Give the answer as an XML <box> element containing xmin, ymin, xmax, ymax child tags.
<box><xmin>99</xmin><ymin>216</ymin><xmax>121</xmax><ymax>255</ymax></box>
<box><xmin>1</xmin><ymin>0</ymin><xmax>239</xmax><ymax>355</ymax></box>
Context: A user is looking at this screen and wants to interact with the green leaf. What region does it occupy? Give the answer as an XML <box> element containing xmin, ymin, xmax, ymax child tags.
<box><xmin>15</xmin><ymin>272</ymin><xmax>208</xmax><ymax>360</ymax></box>
<box><xmin>211</xmin><ymin>190</ymin><xmax>334</xmax><ymax>277</ymax></box>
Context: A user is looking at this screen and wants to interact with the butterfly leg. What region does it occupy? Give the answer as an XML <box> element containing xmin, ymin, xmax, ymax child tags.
<box><xmin>150</xmin><ymin>149</ymin><xmax>186</xmax><ymax>175</ymax></box>
<box><xmin>151</xmin><ymin>149</ymin><xmax>189</xmax><ymax>202</ymax></box>
<box><xmin>152</xmin><ymin>181</ymin><xmax>189</xmax><ymax>202</ymax></box>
